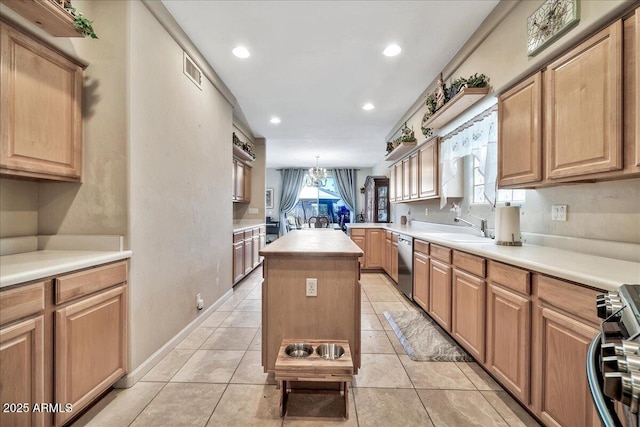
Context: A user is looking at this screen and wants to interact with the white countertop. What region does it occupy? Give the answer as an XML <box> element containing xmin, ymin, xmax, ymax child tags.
<box><xmin>0</xmin><ymin>250</ymin><xmax>132</xmax><ymax>288</ymax></box>
<box><xmin>347</xmin><ymin>223</ymin><xmax>640</xmax><ymax>292</ymax></box>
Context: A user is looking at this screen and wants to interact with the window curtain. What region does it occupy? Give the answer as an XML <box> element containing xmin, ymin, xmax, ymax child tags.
<box><xmin>330</xmin><ymin>169</ymin><xmax>357</xmax><ymax>220</ymax></box>
<box><xmin>440</xmin><ymin>110</ymin><xmax>498</xmax><ymax>208</ymax></box>
<box><xmin>279</xmin><ymin>168</ymin><xmax>306</xmax><ymax>235</ymax></box>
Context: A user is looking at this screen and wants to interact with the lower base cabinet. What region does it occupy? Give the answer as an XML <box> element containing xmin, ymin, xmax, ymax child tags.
<box><xmin>413</xmin><ymin>250</ymin><xmax>429</xmax><ymax>311</ymax></box>
<box><xmin>233</xmin><ymin>226</ymin><xmax>266</xmax><ymax>284</ymax></box>
<box><xmin>451</xmin><ymin>270</ymin><xmax>485</xmax><ymax>362</ymax></box>
<box><xmin>486</xmin><ymin>283</ymin><xmax>530</xmax><ymax>403</ymax></box>
<box><xmin>0</xmin><ymin>316</ymin><xmax>45</xmax><ymax>427</ymax></box>
<box><xmin>0</xmin><ymin>260</ymin><xmax>128</xmax><ymax>427</ymax></box>
<box><xmin>428</xmin><ymin>258</ymin><xmax>452</xmax><ymax>332</ymax></box>
<box><xmin>54</xmin><ymin>285</ymin><xmax>127</xmax><ymax>426</ymax></box>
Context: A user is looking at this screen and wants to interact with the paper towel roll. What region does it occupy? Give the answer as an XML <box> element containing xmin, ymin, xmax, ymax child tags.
<box><xmin>495</xmin><ymin>205</ymin><xmax>522</xmax><ymax>246</ymax></box>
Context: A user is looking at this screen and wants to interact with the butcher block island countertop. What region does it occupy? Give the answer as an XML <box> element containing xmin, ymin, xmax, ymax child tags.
<box><xmin>259</xmin><ymin>229</ymin><xmax>363</xmax><ymax>374</ymax></box>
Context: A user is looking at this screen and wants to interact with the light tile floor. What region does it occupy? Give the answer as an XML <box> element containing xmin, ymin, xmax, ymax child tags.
<box><xmin>73</xmin><ymin>269</ymin><xmax>540</xmax><ymax>427</ymax></box>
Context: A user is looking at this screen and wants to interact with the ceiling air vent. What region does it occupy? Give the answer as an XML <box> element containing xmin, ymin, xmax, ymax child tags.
<box><xmin>183</xmin><ymin>52</ymin><xmax>203</xmax><ymax>90</ymax></box>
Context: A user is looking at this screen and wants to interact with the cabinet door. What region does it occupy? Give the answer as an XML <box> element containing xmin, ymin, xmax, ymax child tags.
<box><xmin>391</xmin><ymin>241</ymin><xmax>398</xmax><ymax>283</ymax></box>
<box><xmin>535</xmin><ymin>306</ymin><xmax>599</xmax><ymax>427</ymax></box>
<box><xmin>395</xmin><ymin>163</ymin><xmax>403</xmax><ymax>202</ymax></box>
<box><xmin>402</xmin><ymin>158</ymin><xmax>411</xmax><ymax>200</ymax></box>
<box><xmin>252</xmin><ymin>234</ymin><xmax>260</xmax><ymax>268</ymax></box>
<box><xmin>409</xmin><ymin>153</ymin><xmax>419</xmax><ymax>199</ymax></box>
<box><xmin>389</xmin><ymin>168</ymin><xmax>396</xmax><ymax>202</ymax></box>
<box><xmin>498</xmin><ymin>72</ymin><xmax>542</xmax><ymax>186</ymax></box>
<box><xmin>351</xmin><ymin>235</ymin><xmax>366</xmax><ymax>268</ymax></box>
<box><xmin>452</xmin><ymin>270</ymin><xmax>485</xmax><ymax>361</ymax></box>
<box><xmin>413</xmin><ymin>252</ymin><xmax>429</xmax><ymax>311</ymax></box>
<box><xmin>55</xmin><ymin>285</ymin><xmax>127</xmax><ymax>426</ymax></box>
<box><xmin>545</xmin><ymin>21</ymin><xmax>623</xmax><ymax>179</ymax></box>
<box><xmin>0</xmin><ymin>23</ymin><xmax>83</xmax><ymax>182</ymax></box>
<box><xmin>259</xmin><ymin>229</ymin><xmax>266</xmax><ymax>262</ymax></box>
<box><xmin>428</xmin><ymin>258</ymin><xmax>452</xmax><ymax>332</ymax></box>
<box><xmin>232</xmin><ymin>160</ymin><xmax>237</xmax><ymax>200</ymax></box>
<box><xmin>244</xmin><ymin>235</ymin><xmax>253</xmax><ymax>275</ymax></box>
<box><xmin>384</xmin><ymin>237</ymin><xmax>392</xmax><ymax>275</ymax></box>
<box><xmin>0</xmin><ymin>316</ymin><xmax>45</xmax><ymax>427</ymax></box>
<box><xmin>233</xmin><ymin>241</ymin><xmax>244</xmax><ymax>283</ymax></box>
<box><xmin>418</xmin><ymin>140</ymin><xmax>438</xmax><ymax>198</ymax></box>
<box><xmin>235</xmin><ymin>162</ymin><xmax>245</xmax><ymax>202</ymax></box>
<box><xmin>365</xmin><ymin>229</ymin><xmax>384</xmax><ymax>268</ymax></box>
<box><xmin>486</xmin><ymin>284</ymin><xmax>530</xmax><ymax>403</ymax></box>
<box><xmin>244</xmin><ymin>165</ymin><xmax>252</xmax><ymax>203</ymax></box>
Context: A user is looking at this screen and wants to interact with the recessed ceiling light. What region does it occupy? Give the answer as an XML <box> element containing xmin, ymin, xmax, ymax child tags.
<box><xmin>270</xmin><ymin>117</ymin><xmax>281</xmax><ymax>124</ymax></box>
<box><xmin>383</xmin><ymin>44</ymin><xmax>402</xmax><ymax>57</ymax></box>
<box><xmin>232</xmin><ymin>46</ymin><xmax>250</xmax><ymax>58</ymax></box>
<box><xmin>362</xmin><ymin>103</ymin><xmax>375</xmax><ymax>111</ymax></box>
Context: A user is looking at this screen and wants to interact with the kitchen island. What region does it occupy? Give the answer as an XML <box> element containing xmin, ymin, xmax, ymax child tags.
<box><xmin>259</xmin><ymin>229</ymin><xmax>363</xmax><ymax>373</ymax></box>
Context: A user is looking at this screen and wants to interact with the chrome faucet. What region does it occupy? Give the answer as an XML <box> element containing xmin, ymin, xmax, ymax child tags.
<box><xmin>454</xmin><ymin>216</ymin><xmax>489</xmax><ymax>237</ymax></box>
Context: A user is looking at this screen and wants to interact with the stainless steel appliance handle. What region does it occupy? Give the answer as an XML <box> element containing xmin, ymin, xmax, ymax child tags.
<box><xmin>587</xmin><ymin>332</ymin><xmax>624</xmax><ymax>427</ymax></box>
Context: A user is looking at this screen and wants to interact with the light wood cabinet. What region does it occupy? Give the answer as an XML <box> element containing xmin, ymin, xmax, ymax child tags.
<box><xmin>388</xmin><ymin>168</ymin><xmax>396</xmax><ymax>203</ymax></box>
<box><xmin>233</xmin><ymin>226</ymin><xmax>264</xmax><ymax>284</ymax></box>
<box><xmin>452</xmin><ymin>269</ymin><xmax>485</xmax><ymax>362</ymax></box>
<box><xmin>428</xmin><ymin>258</ymin><xmax>452</xmax><ymax>332</ymax></box>
<box><xmin>395</xmin><ymin>162</ymin><xmax>403</xmax><ymax>202</ymax></box>
<box><xmin>0</xmin><ymin>281</ymin><xmax>45</xmax><ymax>427</ymax></box>
<box><xmin>390</xmin><ymin>233</ymin><xmax>398</xmax><ymax>283</ymax></box>
<box><xmin>418</xmin><ymin>139</ymin><xmax>438</xmax><ymax>199</ymax></box>
<box><xmin>413</xmin><ymin>241</ymin><xmax>429</xmax><ymax>312</ymax></box>
<box><xmin>498</xmin><ymin>72</ymin><xmax>543</xmax><ymax>187</ymax></box>
<box><xmin>409</xmin><ymin>153</ymin><xmax>419</xmax><ymax>199</ymax></box>
<box><xmin>54</xmin><ymin>285</ymin><xmax>127</xmax><ymax>426</ymax></box>
<box><xmin>365</xmin><ymin>229</ymin><xmax>384</xmax><ymax>269</ymax></box>
<box><xmin>546</xmin><ymin>20</ymin><xmax>623</xmax><ymax>180</ymax></box>
<box><xmin>232</xmin><ymin>159</ymin><xmax>252</xmax><ymax>203</ymax></box>
<box><xmin>0</xmin><ymin>22</ymin><xmax>84</xmax><ymax>182</ymax></box>
<box><xmin>402</xmin><ymin>158</ymin><xmax>411</xmax><ymax>200</ymax></box>
<box><xmin>486</xmin><ymin>283</ymin><xmax>530</xmax><ymax>403</ymax></box>
<box><xmin>532</xmin><ymin>274</ymin><xmax>600</xmax><ymax>427</ymax></box>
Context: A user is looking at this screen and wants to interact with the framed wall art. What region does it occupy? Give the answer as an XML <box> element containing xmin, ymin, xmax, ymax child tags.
<box><xmin>527</xmin><ymin>0</ymin><xmax>580</xmax><ymax>57</ymax></box>
<box><xmin>265</xmin><ymin>188</ymin><xmax>274</xmax><ymax>209</ymax></box>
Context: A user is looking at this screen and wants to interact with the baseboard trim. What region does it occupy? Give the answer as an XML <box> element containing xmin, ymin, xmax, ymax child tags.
<box><xmin>114</xmin><ymin>287</ymin><xmax>234</xmax><ymax>388</ymax></box>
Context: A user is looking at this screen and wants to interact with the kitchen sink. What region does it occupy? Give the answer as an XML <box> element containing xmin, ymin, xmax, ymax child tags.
<box><xmin>428</xmin><ymin>233</ymin><xmax>493</xmax><ymax>243</ymax></box>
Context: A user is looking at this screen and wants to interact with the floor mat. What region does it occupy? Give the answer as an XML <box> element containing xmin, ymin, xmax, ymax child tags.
<box><xmin>383</xmin><ymin>310</ymin><xmax>473</xmax><ymax>362</ymax></box>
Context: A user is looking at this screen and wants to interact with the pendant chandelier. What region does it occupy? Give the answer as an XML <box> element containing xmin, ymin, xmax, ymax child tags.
<box><xmin>305</xmin><ymin>156</ymin><xmax>328</xmax><ymax>187</ymax></box>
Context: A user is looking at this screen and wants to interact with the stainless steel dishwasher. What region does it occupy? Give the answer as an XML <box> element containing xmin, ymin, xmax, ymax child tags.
<box><xmin>397</xmin><ymin>234</ymin><xmax>413</xmax><ymax>300</ymax></box>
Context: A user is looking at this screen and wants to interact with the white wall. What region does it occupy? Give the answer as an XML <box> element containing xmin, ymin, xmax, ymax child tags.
<box><xmin>376</xmin><ymin>0</ymin><xmax>639</xmax><ymax>244</ymax></box>
<box><xmin>128</xmin><ymin>1</ymin><xmax>233</xmax><ymax>369</ymax></box>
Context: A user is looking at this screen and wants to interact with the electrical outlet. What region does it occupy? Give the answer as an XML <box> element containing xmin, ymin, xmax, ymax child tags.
<box><xmin>196</xmin><ymin>293</ymin><xmax>204</xmax><ymax>310</ymax></box>
<box><xmin>551</xmin><ymin>204</ymin><xmax>567</xmax><ymax>221</ymax></box>
<box><xmin>306</xmin><ymin>278</ymin><xmax>317</xmax><ymax>297</ymax></box>
<box><xmin>425</xmin><ymin>208</ymin><xmax>429</xmax><ymax>216</ymax></box>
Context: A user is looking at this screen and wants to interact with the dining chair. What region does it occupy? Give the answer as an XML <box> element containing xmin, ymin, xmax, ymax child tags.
<box><xmin>309</xmin><ymin>216</ymin><xmax>330</xmax><ymax>228</ymax></box>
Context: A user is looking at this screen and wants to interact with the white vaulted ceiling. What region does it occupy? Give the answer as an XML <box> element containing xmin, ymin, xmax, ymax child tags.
<box><xmin>161</xmin><ymin>0</ymin><xmax>499</xmax><ymax>168</ymax></box>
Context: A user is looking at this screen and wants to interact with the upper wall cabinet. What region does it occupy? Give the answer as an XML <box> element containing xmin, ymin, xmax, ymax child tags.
<box><xmin>545</xmin><ymin>20</ymin><xmax>623</xmax><ymax>180</ymax></box>
<box><xmin>498</xmin><ymin>72</ymin><xmax>542</xmax><ymax>187</ymax></box>
<box><xmin>498</xmin><ymin>13</ymin><xmax>639</xmax><ymax>188</ymax></box>
<box><xmin>0</xmin><ymin>22</ymin><xmax>84</xmax><ymax>182</ymax></box>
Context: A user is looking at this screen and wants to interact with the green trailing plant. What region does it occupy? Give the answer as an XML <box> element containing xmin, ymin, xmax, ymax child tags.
<box><xmin>465</xmin><ymin>73</ymin><xmax>489</xmax><ymax>88</ymax></box>
<box><xmin>66</xmin><ymin>6</ymin><xmax>98</xmax><ymax>38</ymax></box>
<box><xmin>425</xmin><ymin>93</ymin><xmax>437</xmax><ymax>116</ymax></box>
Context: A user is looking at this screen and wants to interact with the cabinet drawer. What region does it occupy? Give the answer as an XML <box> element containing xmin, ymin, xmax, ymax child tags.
<box><xmin>453</xmin><ymin>251</ymin><xmax>486</xmax><ymax>277</ymax></box>
<box><xmin>414</xmin><ymin>240</ymin><xmax>429</xmax><ymax>256</ymax></box>
<box><xmin>233</xmin><ymin>231</ymin><xmax>244</xmax><ymax>242</ymax></box>
<box><xmin>259</xmin><ymin>226</ymin><xmax>266</xmax><ymax>234</ymax></box>
<box><xmin>252</xmin><ymin>228</ymin><xmax>260</xmax><ymax>237</ymax></box>
<box><xmin>244</xmin><ymin>230</ymin><xmax>253</xmax><ymax>240</ymax></box>
<box><xmin>536</xmin><ymin>274</ymin><xmax>600</xmax><ymax>326</ymax></box>
<box><xmin>385</xmin><ymin>230</ymin><xmax>392</xmax><ymax>240</ymax></box>
<box><xmin>430</xmin><ymin>244</ymin><xmax>451</xmax><ymax>263</ymax></box>
<box><xmin>350</xmin><ymin>228</ymin><xmax>365</xmax><ymax>237</ymax></box>
<box><xmin>56</xmin><ymin>261</ymin><xmax>127</xmax><ymax>304</ymax></box>
<box><xmin>488</xmin><ymin>261</ymin><xmax>530</xmax><ymax>295</ymax></box>
<box><xmin>0</xmin><ymin>282</ymin><xmax>45</xmax><ymax>325</ymax></box>
<box><xmin>392</xmin><ymin>233</ymin><xmax>398</xmax><ymax>243</ymax></box>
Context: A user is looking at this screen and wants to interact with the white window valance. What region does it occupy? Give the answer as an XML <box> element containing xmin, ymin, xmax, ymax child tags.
<box><xmin>440</xmin><ymin>110</ymin><xmax>498</xmax><ymax>208</ymax></box>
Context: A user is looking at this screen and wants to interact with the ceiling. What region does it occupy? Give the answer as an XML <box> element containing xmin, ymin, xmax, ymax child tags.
<box><xmin>161</xmin><ymin>1</ymin><xmax>500</xmax><ymax>169</ymax></box>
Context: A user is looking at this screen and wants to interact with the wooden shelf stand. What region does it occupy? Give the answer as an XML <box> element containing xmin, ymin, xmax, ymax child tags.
<box><xmin>1</xmin><ymin>0</ymin><xmax>82</xmax><ymax>37</ymax></box>
<box><xmin>424</xmin><ymin>87</ymin><xmax>489</xmax><ymax>129</ymax></box>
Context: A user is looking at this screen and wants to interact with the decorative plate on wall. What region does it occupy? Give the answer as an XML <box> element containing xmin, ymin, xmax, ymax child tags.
<box><xmin>527</xmin><ymin>0</ymin><xmax>580</xmax><ymax>57</ymax></box>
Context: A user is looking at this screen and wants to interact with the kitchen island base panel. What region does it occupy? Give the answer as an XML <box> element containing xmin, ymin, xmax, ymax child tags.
<box><xmin>262</xmin><ymin>256</ymin><xmax>361</xmax><ymax>375</ymax></box>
